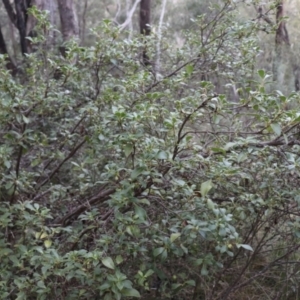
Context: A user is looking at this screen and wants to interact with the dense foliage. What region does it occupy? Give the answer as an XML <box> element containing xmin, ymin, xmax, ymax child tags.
<box><xmin>1</xmin><ymin>3</ymin><xmax>300</xmax><ymax>300</ymax></box>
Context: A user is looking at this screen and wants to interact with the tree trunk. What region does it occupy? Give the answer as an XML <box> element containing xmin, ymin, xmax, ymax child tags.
<box><xmin>57</xmin><ymin>0</ymin><xmax>79</xmax><ymax>56</ymax></box>
<box><xmin>57</xmin><ymin>0</ymin><xmax>79</xmax><ymax>42</ymax></box>
<box><xmin>0</xmin><ymin>24</ymin><xmax>17</xmax><ymax>74</ymax></box>
<box><xmin>273</xmin><ymin>1</ymin><xmax>299</xmax><ymax>91</ymax></box>
<box><xmin>275</xmin><ymin>2</ymin><xmax>289</xmax><ymax>46</ymax></box>
<box><xmin>26</xmin><ymin>0</ymin><xmax>58</xmax><ymax>49</ymax></box>
<box><xmin>140</xmin><ymin>0</ymin><xmax>151</xmax><ymax>66</ymax></box>
<box><xmin>3</xmin><ymin>0</ymin><xmax>58</xmax><ymax>54</ymax></box>
<box><xmin>274</xmin><ymin>0</ymin><xmax>289</xmax><ymax>76</ymax></box>
<box><xmin>2</xmin><ymin>0</ymin><xmax>18</xmax><ymax>27</ymax></box>
<box><xmin>14</xmin><ymin>0</ymin><xmax>30</xmax><ymax>55</ymax></box>
<box><xmin>3</xmin><ymin>0</ymin><xmax>31</xmax><ymax>55</ymax></box>
<box><xmin>125</xmin><ymin>0</ymin><xmax>133</xmax><ymax>39</ymax></box>
<box><xmin>156</xmin><ymin>0</ymin><xmax>167</xmax><ymax>74</ymax></box>
<box><xmin>79</xmin><ymin>0</ymin><xmax>88</xmax><ymax>44</ymax></box>
<box><xmin>140</xmin><ymin>0</ymin><xmax>151</xmax><ymax>35</ymax></box>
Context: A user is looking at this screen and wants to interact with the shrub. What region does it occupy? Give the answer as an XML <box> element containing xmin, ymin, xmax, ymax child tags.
<box><xmin>1</xmin><ymin>5</ymin><xmax>300</xmax><ymax>300</ymax></box>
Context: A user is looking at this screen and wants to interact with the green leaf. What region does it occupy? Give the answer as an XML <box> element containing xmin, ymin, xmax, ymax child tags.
<box><xmin>24</xmin><ymin>202</ymin><xmax>35</xmax><ymax>211</ymax></box>
<box><xmin>207</xmin><ymin>199</ymin><xmax>215</xmax><ymax>210</ymax></box>
<box><xmin>124</xmin><ymin>144</ymin><xmax>133</xmax><ymax>157</ymax></box>
<box><xmin>22</xmin><ymin>115</ymin><xmax>30</xmax><ymax>124</ymax></box>
<box><xmin>121</xmin><ymin>288</ymin><xmax>141</xmax><ymax>298</ymax></box>
<box><xmin>131</xmin><ymin>167</ymin><xmax>144</xmax><ymax>180</ymax></box>
<box><xmin>134</xmin><ymin>204</ymin><xmax>147</xmax><ymax>221</ymax></box>
<box><xmin>180</xmin><ymin>244</ymin><xmax>188</xmax><ymax>254</ymax></box>
<box><xmin>201</xmin><ymin>265</ymin><xmax>208</xmax><ymax>276</ymax></box>
<box><xmin>137</xmin><ymin>198</ymin><xmax>150</xmax><ymax>205</ymax></box>
<box><xmin>116</xmin><ymin>281</ymin><xmax>124</xmax><ymax>291</ymax></box>
<box><xmin>41</xmin><ymin>266</ymin><xmax>49</xmax><ymax>275</ymax></box>
<box><xmin>270</xmin><ymin>123</ymin><xmax>281</xmax><ymax>136</ymax></box>
<box><xmin>161</xmin><ymin>249</ymin><xmax>168</xmax><ymax>260</ymax></box>
<box><xmin>98</xmin><ymin>134</ymin><xmax>105</xmax><ymax>140</ymax></box>
<box><xmin>79</xmin><ymin>289</ymin><xmax>87</xmax><ymax>296</ymax></box>
<box><xmin>101</xmin><ymin>257</ymin><xmax>115</xmax><ymax>269</ymax></box>
<box><xmin>153</xmin><ymin>247</ymin><xmax>165</xmax><ymax>257</ymax></box>
<box><xmin>44</xmin><ymin>240</ymin><xmax>52</xmax><ymax>248</ymax></box>
<box><xmin>4</xmin><ymin>160</ymin><xmax>11</xmax><ymax>168</ymax></box>
<box><xmin>171</xmin><ymin>283</ymin><xmax>182</xmax><ymax>290</ymax></box>
<box><xmin>257</xmin><ymin>69</ymin><xmax>265</xmax><ymax>79</ymax></box>
<box><xmin>116</xmin><ymin>255</ymin><xmax>123</xmax><ymax>265</ymax></box>
<box><xmin>16</xmin><ymin>291</ymin><xmax>27</xmax><ymax>300</ymax></box>
<box><xmin>237</xmin><ymin>244</ymin><xmax>253</xmax><ymax>251</ymax></box>
<box><xmin>174</xmin><ymin>178</ymin><xmax>185</xmax><ymax>186</ymax></box>
<box><xmin>145</xmin><ymin>269</ymin><xmax>154</xmax><ymax>277</ymax></box>
<box><xmin>170</xmin><ymin>233</ymin><xmax>181</xmax><ymax>243</ymax></box>
<box><xmin>157</xmin><ymin>150</ymin><xmax>168</xmax><ymax>160</ymax></box>
<box><xmin>31</xmin><ymin>158</ymin><xmax>41</xmax><ymax>167</ymax></box>
<box><xmin>185</xmin><ymin>64</ymin><xmax>194</xmax><ymax>76</ymax></box>
<box><xmin>201</xmin><ymin>180</ymin><xmax>213</xmax><ymax>197</ymax></box>
<box><xmin>224</xmin><ymin>142</ymin><xmax>237</xmax><ymax>150</ymax></box>
<box><xmin>185</xmin><ymin>280</ymin><xmax>196</xmax><ymax>286</ymax></box>
<box><xmin>100</xmin><ymin>282</ymin><xmax>111</xmax><ymax>290</ymax></box>
<box><xmin>37</xmin><ymin>281</ymin><xmax>46</xmax><ymax>289</ymax></box>
<box><xmin>112</xmin><ymin>105</ymin><xmax>118</xmax><ymax>113</ymax></box>
<box><xmin>126</xmin><ymin>226</ymin><xmax>133</xmax><ymax>236</ymax></box>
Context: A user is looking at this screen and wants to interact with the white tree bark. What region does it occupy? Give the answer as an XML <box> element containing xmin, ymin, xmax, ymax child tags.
<box><xmin>125</xmin><ymin>0</ymin><xmax>134</xmax><ymax>39</ymax></box>
<box><xmin>119</xmin><ymin>0</ymin><xmax>140</xmax><ymax>33</ymax></box>
<box><xmin>156</xmin><ymin>0</ymin><xmax>167</xmax><ymax>74</ymax></box>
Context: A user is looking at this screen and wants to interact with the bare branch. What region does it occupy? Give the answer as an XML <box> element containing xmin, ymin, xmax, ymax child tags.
<box><xmin>173</xmin><ymin>95</ymin><xmax>216</xmax><ymax>160</ymax></box>
<box><xmin>119</xmin><ymin>0</ymin><xmax>141</xmax><ymax>32</ymax></box>
<box><xmin>55</xmin><ymin>187</ymin><xmax>115</xmax><ymax>226</ymax></box>
<box><xmin>38</xmin><ymin>138</ymin><xmax>86</xmax><ymax>189</ymax></box>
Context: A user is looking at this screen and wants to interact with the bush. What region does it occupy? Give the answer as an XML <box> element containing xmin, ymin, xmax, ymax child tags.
<box><xmin>1</xmin><ymin>4</ymin><xmax>300</xmax><ymax>300</ymax></box>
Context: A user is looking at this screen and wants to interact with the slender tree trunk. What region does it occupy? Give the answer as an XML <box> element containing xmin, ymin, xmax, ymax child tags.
<box><xmin>275</xmin><ymin>1</ymin><xmax>289</xmax><ymax>46</ymax></box>
<box><xmin>0</xmin><ymin>24</ymin><xmax>9</xmax><ymax>55</ymax></box>
<box><xmin>125</xmin><ymin>0</ymin><xmax>134</xmax><ymax>39</ymax></box>
<box><xmin>140</xmin><ymin>0</ymin><xmax>150</xmax><ymax>35</ymax></box>
<box><xmin>57</xmin><ymin>0</ymin><xmax>79</xmax><ymax>56</ymax></box>
<box><xmin>156</xmin><ymin>0</ymin><xmax>167</xmax><ymax>74</ymax></box>
<box><xmin>43</xmin><ymin>0</ymin><xmax>58</xmax><ymax>46</ymax></box>
<box><xmin>9</xmin><ymin>17</ymin><xmax>18</xmax><ymax>59</ymax></box>
<box><xmin>14</xmin><ymin>0</ymin><xmax>30</xmax><ymax>55</ymax></box>
<box><xmin>57</xmin><ymin>0</ymin><xmax>79</xmax><ymax>42</ymax></box>
<box><xmin>273</xmin><ymin>1</ymin><xmax>299</xmax><ymax>91</ymax></box>
<box><xmin>120</xmin><ymin>0</ymin><xmax>140</xmax><ymax>33</ymax></box>
<box><xmin>140</xmin><ymin>0</ymin><xmax>151</xmax><ymax>66</ymax></box>
<box><xmin>257</xmin><ymin>3</ymin><xmax>298</xmax><ymax>91</ymax></box>
<box><xmin>3</xmin><ymin>0</ymin><xmax>31</xmax><ymax>55</ymax></box>
<box><xmin>273</xmin><ymin>0</ymin><xmax>289</xmax><ymax>80</ymax></box>
<box><xmin>80</xmin><ymin>0</ymin><xmax>88</xmax><ymax>44</ymax></box>
<box><xmin>0</xmin><ymin>24</ymin><xmax>17</xmax><ymax>74</ymax></box>
<box><xmin>2</xmin><ymin>0</ymin><xmax>18</xmax><ymax>27</ymax></box>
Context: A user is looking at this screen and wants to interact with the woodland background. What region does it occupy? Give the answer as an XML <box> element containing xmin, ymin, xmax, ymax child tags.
<box><xmin>1</xmin><ymin>1</ymin><xmax>300</xmax><ymax>299</ymax></box>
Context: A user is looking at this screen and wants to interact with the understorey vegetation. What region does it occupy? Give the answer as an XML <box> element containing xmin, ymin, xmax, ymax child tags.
<box><xmin>1</xmin><ymin>2</ymin><xmax>300</xmax><ymax>300</ymax></box>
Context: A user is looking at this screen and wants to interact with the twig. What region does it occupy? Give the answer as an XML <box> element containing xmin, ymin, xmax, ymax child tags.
<box><xmin>38</xmin><ymin>139</ymin><xmax>86</xmax><ymax>189</ymax></box>
<box><xmin>144</xmin><ymin>57</ymin><xmax>200</xmax><ymax>94</ymax></box>
<box><xmin>172</xmin><ymin>95</ymin><xmax>216</xmax><ymax>160</ymax></box>
<box><xmin>220</xmin><ymin>244</ymin><xmax>300</xmax><ymax>300</ymax></box>
<box><xmin>54</xmin><ymin>188</ymin><xmax>115</xmax><ymax>226</ymax></box>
